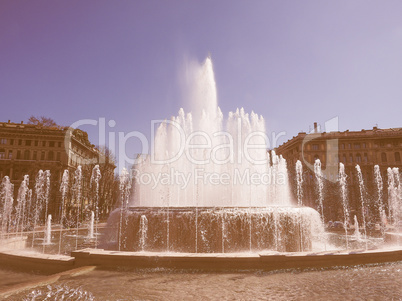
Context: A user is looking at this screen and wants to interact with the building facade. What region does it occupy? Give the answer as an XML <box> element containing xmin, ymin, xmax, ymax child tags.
<box><xmin>0</xmin><ymin>120</ymin><xmax>116</xmax><ymax>219</ymax></box>
<box><xmin>275</xmin><ymin>123</ymin><xmax>402</xmax><ymax>222</ymax></box>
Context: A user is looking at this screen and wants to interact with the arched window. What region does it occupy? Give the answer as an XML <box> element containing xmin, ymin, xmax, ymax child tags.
<box><xmin>381</xmin><ymin>152</ymin><xmax>387</xmax><ymax>162</ymax></box>
<box><xmin>48</xmin><ymin>151</ymin><xmax>54</xmax><ymax>161</ymax></box>
<box><xmin>395</xmin><ymin>152</ymin><xmax>401</xmax><ymax>162</ymax></box>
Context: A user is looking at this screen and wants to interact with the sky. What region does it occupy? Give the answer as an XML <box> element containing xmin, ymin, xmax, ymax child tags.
<box><xmin>1</xmin><ymin>1</ymin><xmax>402</xmax><ymax>171</ymax></box>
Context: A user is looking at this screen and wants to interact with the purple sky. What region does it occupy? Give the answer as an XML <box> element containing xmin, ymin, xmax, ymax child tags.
<box><xmin>1</xmin><ymin>1</ymin><xmax>402</xmax><ymax>170</ymax></box>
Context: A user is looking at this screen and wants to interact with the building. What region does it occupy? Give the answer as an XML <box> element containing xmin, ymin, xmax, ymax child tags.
<box><xmin>275</xmin><ymin>123</ymin><xmax>402</xmax><ymax>221</ymax></box>
<box><xmin>0</xmin><ymin>120</ymin><xmax>116</xmax><ymax>219</ymax></box>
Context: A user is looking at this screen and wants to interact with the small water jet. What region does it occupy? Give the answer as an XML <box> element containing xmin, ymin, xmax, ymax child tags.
<box><xmin>43</xmin><ymin>214</ymin><xmax>52</xmax><ymax>245</ymax></box>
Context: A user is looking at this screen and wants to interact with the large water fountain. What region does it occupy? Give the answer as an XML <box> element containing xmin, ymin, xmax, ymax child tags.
<box><xmin>103</xmin><ymin>57</ymin><xmax>325</xmax><ymax>253</ymax></box>
<box><xmin>0</xmin><ymin>57</ymin><xmax>401</xmax><ymax>281</ymax></box>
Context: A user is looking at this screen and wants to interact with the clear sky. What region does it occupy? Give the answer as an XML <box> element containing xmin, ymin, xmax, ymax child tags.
<box><xmin>1</xmin><ymin>1</ymin><xmax>402</xmax><ymax>170</ymax></box>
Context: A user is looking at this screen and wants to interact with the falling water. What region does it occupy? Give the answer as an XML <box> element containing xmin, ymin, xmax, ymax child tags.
<box><xmin>88</xmin><ymin>211</ymin><xmax>95</xmax><ymax>239</ymax></box>
<box><xmin>295</xmin><ymin>160</ymin><xmax>304</xmax><ymax>251</ymax></box>
<box><xmin>118</xmin><ymin>168</ymin><xmax>131</xmax><ymax>251</ymax></box>
<box><xmin>139</xmin><ymin>215</ymin><xmax>148</xmax><ymax>251</ymax></box>
<box><xmin>1</xmin><ymin>176</ymin><xmax>14</xmax><ymax>239</ymax></box>
<box><xmin>355</xmin><ymin>165</ymin><xmax>368</xmax><ymax>249</ymax></box>
<box><xmin>314</xmin><ymin>160</ymin><xmax>325</xmax><ymax>225</ymax></box>
<box><xmin>339</xmin><ymin>163</ymin><xmax>349</xmax><ymax>249</ymax></box>
<box><xmin>59</xmin><ymin>170</ymin><xmax>69</xmax><ymax>254</ymax></box>
<box><xmin>391</xmin><ymin>168</ymin><xmax>401</xmax><ymax>235</ymax></box>
<box><xmin>296</xmin><ymin>160</ymin><xmax>303</xmax><ymax>207</ymax></box>
<box><xmin>15</xmin><ymin>175</ymin><xmax>29</xmax><ymax>235</ymax></box>
<box><xmin>73</xmin><ymin>166</ymin><xmax>83</xmax><ymax>250</ymax></box>
<box><xmin>90</xmin><ymin>165</ymin><xmax>101</xmax><ymax>249</ymax></box>
<box><xmin>44</xmin><ymin>214</ymin><xmax>52</xmax><ymax>245</ymax></box>
<box><xmin>354</xmin><ymin>215</ymin><xmax>361</xmax><ymax>241</ymax></box>
<box><xmin>131</xmin><ymin>57</ymin><xmax>291</xmax><ymax>208</ymax></box>
<box><xmin>374</xmin><ymin>165</ymin><xmax>385</xmax><ymax>236</ymax></box>
<box><xmin>32</xmin><ymin>170</ymin><xmax>46</xmax><ymax>248</ymax></box>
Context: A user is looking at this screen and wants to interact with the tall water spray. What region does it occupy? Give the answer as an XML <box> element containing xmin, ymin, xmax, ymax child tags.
<box><xmin>90</xmin><ymin>165</ymin><xmax>101</xmax><ymax>248</ymax></box>
<box><xmin>388</xmin><ymin>168</ymin><xmax>401</xmax><ymax>234</ymax></box>
<box><xmin>296</xmin><ymin>160</ymin><xmax>303</xmax><ymax>207</ymax></box>
<box><xmin>314</xmin><ymin>159</ymin><xmax>325</xmax><ymax>223</ymax></box>
<box><xmin>374</xmin><ymin>165</ymin><xmax>385</xmax><ymax>236</ymax></box>
<box><xmin>131</xmin><ymin>57</ymin><xmax>291</xmax><ymax>208</ymax></box>
<box><xmin>44</xmin><ymin>214</ymin><xmax>52</xmax><ymax>245</ymax></box>
<box><xmin>15</xmin><ymin>175</ymin><xmax>29</xmax><ymax>235</ymax></box>
<box><xmin>1</xmin><ymin>176</ymin><xmax>14</xmax><ymax>239</ymax></box>
<box><xmin>59</xmin><ymin>170</ymin><xmax>69</xmax><ymax>254</ymax></box>
<box><xmin>118</xmin><ymin>168</ymin><xmax>131</xmax><ymax>251</ymax></box>
<box><xmin>339</xmin><ymin>163</ymin><xmax>349</xmax><ymax>249</ymax></box>
<box><xmin>73</xmin><ymin>166</ymin><xmax>83</xmax><ymax>250</ymax></box>
<box><xmin>355</xmin><ymin>165</ymin><xmax>368</xmax><ymax>249</ymax></box>
<box><xmin>32</xmin><ymin>170</ymin><xmax>50</xmax><ymax>247</ymax></box>
<box><xmin>296</xmin><ymin>160</ymin><xmax>304</xmax><ymax>250</ymax></box>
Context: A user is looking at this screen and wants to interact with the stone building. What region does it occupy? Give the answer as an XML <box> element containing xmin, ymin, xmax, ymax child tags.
<box><xmin>0</xmin><ymin>120</ymin><xmax>116</xmax><ymax>219</ymax></box>
<box><xmin>275</xmin><ymin>123</ymin><xmax>402</xmax><ymax>222</ymax></box>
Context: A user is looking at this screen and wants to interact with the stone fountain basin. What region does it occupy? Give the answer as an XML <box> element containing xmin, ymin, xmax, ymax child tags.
<box><xmin>0</xmin><ymin>247</ymin><xmax>401</xmax><ymax>274</ymax></box>
<box><xmin>71</xmin><ymin>247</ymin><xmax>402</xmax><ymax>271</ymax></box>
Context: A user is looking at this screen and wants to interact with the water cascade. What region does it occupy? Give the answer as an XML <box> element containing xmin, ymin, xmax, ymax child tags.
<box><xmin>339</xmin><ymin>163</ymin><xmax>349</xmax><ymax>249</ymax></box>
<box><xmin>90</xmin><ymin>165</ymin><xmax>101</xmax><ymax>248</ymax></box>
<box><xmin>44</xmin><ymin>214</ymin><xmax>52</xmax><ymax>245</ymax></box>
<box><xmin>1</xmin><ymin>176</ymin><xmax>14</xmax><ymax>239</ymax></box>
<box><xmin>73</xmin><ymin>166</ymin><xmax>82</xmax><ymax>250</ymax></box>
<box><xmin>356</xmin><ymin>165</ymin><xmax>368</xmax><ymax>249</ymax></box>
<box><xmin>88</xmin><ymin>211</ymin><xmax>95</xmax><ymax>239</ymax></box>
<box><xmin>374</xmin><ymin>165</ymin><xmax>385</xmax><ymax>236</ymax></box>
<box><xmin>354</xmin><ymin>215</ymin><xmax>361</xmax><ymax>241</ymax></box>
<box><xmin>59</xmin><ymin>170</ymin><xmax>69</xmax><ymax>254</ymax></box>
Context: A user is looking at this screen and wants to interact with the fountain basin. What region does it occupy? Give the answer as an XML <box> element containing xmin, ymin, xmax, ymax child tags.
<box><xmin>72</xmin><ymin>247</ymin><xmax>402</xmax><ymax>271</ymax></box>
<box><xmin>103</xmin><ymin>206</ymin><xmax>324</xmax><ymax>253</ymax></box>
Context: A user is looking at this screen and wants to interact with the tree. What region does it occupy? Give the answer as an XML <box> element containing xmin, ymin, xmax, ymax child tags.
<box><xmin>27</xmin><ymin>116</ymin><xmax>65</xmax><ymax>130</ymax></box>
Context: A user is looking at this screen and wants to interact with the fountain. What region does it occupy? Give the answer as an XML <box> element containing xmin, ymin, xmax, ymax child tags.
<box><xmin>103</xmin><ymin>57</ymin><xmax>323</xmax><ymax>253</ymax></box>
<box><xmin>0</xmin><ymin>57</ymin><xmax>400</xmax><ymax>280</ymax></box>
<box><xmin>43</xmin><ymin>214</ymin><xmax>52</xmax><ymax>245</ymax></box>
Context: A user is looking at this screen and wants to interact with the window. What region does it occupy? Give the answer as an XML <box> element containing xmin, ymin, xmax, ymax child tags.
<box><xmin>42</xmin><ymin>141</ymin><xmax>46</xmax><ymax>147</ymax></box>
<box><xmin>381</xmin><ymin>152</ymin><xmax>387</xmax><ymax>162</ymax></box>
<box><xmin>33</xmin><ymin>151</ymin><xmax>37</xmax><ymax>160</ymax></box>
<box><xmin>8</xmin><ymin>150</ymin><xmax>12</xmax><ymax>159</ymax></box>
<box><xmin>348</xmin><ymin>143</ymin><xmax>352</xmax><ymax>149</ymax></box>
<box><xmin>49</xmin><ymin>141</ymin><xmax>55</xmax><ymax>147</ymax></box>
<box><xmin>18</xmin><ymin>139</ymin><xmax>22</xmax><ymax>146</ymax></box>
<box><xmin>364</xmin><ymin>153</ymin><xmax>368</xmax><ymax>163</ymax></box>
<box><xmin>0</xmin><ymin>149</ymin><xmax>5</xmax><ymax>159</ymax></box>
<box><xmin>314</xmin><ymin>154</ymin><xmax>319</xmax><ymax>161</ymax></box>
<box><xmin>26</xmin><ymin>140</ymin><xmax>31</xmax><ymax>146</ymax></box>
<box><xmin>349</xmin><ymin>154</ymin><xmax>353</xmax><ymax>163</ymax></box>
<box><xmin>342</xmin><ymin>155</ymin><xmax>346</xmax><ymax>163</ymax></box>
<box><xmin>41</xmin><ymin>151</ymin><xmax>45</xmax><ymax>161</ymax></box>
<box><xmin>395</xmin><ymin>152</ymin><xmax>401</xmax><ymax>162</ymax></box>
<box><xmin>354</xmin><ymin>143</ymin><xmax>360</xmax><ymax>149</ymax></box>
<box><xmin>35</xmin><ymin>140</ymin><xmax>38</xmax><ymax>146</ymax></box>
<box><xmin>363</xmin><ymin>143</ymin><xmax>366</xmax><ymax>148</ymax></box>
<box><xmin>17</xmin><ymin>150</ymin><xmax>21</xmax><ymax>159</ymax></box>
<box><xmin>312</xmin><ymin>144</ymin><xmax>319</xmax><ymax>151</ymax></box>
<box><xmin>58</xmin><ymin>142</ymin><xmax>62</xmax><ymax>148</ymax></box>
<box><xmin>24</xmin><ymin>150</ymin><xmax>30</xmax><ymax>160</ymax></box>
<box><xmin>356</xmin><ymin>154</ymin><xmax>362</xmax><ymax>163</ymax></box>
<box><xmin>341</xmin><ymin>144</ymin><xmax>345</xmax><ymax>150</ymax></box>
<box><xmin>56</xmin><ymin>152</ymin><xmax>61</xmax><ymax>161</ymax></box>
<box><xmin>48</xmin><ymin>151</ymin><xmax>54</xmax><ymax>161</ymax></box>
<box><xmin>0</xmin><ymin>138</ymin><xmax>7</xmax><ymax>144</ymax></box>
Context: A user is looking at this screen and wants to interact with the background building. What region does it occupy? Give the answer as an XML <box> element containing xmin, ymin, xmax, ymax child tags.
<box><xmin>0</xmin><ymin>120</ymin><xmax>117</xmax><ymax>220</ymax></box>
<box><xmin>275</xmin><ymin>123</ymin><xmax>402</xmax><ymax>223</ymax></box>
